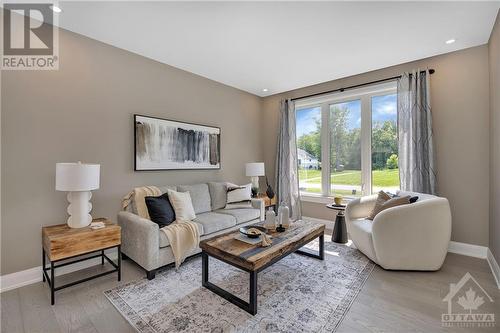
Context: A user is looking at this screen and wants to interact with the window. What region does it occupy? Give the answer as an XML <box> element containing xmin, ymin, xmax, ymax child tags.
<box><xmin>296</xmin><ymin>106</ymin><xmax>321</xmax><ymax>194</ymax></box>
<box><xmin>371</xmin><ymin>94</ymin><xmax>399</xmax><ymax>193</ymax></box>
<box><xmin>330</xmin><ymin>100</ymin><xmax>362</xmax><ymax>197</ymax></box>
<box><xmin>295</xmin><ymin>82</ymin><xmax>399</xmax><ymax>198</ymax></box>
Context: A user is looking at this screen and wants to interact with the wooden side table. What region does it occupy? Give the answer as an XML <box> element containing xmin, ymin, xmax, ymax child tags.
<box><xmin>42</xmin><ymin>218</ymin><xmax>121</xmax><ymax>305</ymax></box>
<box><xmin>257</xmin><ymin>193</ymin><xmax>277</xmax><ymax>211</ymax></box>
<box><xmin>326</xmin><ymin>204</ymin><xmax>348</xmax><ymax>244</ymax></box>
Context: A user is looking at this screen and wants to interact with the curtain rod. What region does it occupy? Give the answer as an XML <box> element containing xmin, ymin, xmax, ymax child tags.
<box><xmin>290</xmin><ymin>69</ymin><xmax>435</xmax><ymax>102</ymax></box>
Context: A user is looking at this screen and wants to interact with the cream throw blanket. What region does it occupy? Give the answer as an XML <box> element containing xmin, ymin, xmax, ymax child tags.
<box><xmin>122</xmin><ymin>186</ymin><xmax>162</xmax><ymax>219</ymax></box>
<box><xmin>161</xmin><ymin>221</ymin><xmax>200</xmax><ymax>268</ymax></box>
<box><xmin>122</xmin><ymin>186</ymin><xmax>200</xmax><ymax>268</ymax></box>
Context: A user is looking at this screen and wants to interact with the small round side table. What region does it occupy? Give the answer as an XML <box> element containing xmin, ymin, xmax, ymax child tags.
<box><xmin>326</xmin><ymin>203</ymin><xmax>348</xmax><ymax>244</ymax></box>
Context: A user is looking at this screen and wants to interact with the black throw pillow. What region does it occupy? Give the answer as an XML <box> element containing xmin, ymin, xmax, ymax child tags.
<box><xmin>145</xmin><ymin>193</ymin><xmax>176</xmax><ymax>228</ymax></box>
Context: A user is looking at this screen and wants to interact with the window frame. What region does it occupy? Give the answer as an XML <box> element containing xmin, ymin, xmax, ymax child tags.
<box><xmin>295</xmin><ymin>81</ymin><xmax>397</xmax><ymax>201</ymax></box>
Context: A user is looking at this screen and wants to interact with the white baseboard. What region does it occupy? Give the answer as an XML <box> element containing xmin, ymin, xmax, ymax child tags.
<box><xmin>0</xmin><ymin>252</ymin><xmax>118</xmax><ymax>293</ymax></box>
<box><xmin>487</xmin><ymin>249</ymin><xmax>500</xmax><ymax>289</ymax></box>
<box><xmin>448</xmin><ymin>241</ymin><xmax>488</xmax><ymax>259</ymax></box>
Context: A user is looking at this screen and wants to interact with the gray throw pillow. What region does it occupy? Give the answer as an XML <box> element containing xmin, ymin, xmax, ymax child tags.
<box><xmin>177</xmin><ymin>184</ymin><xmax>211</xmax><ymax>214</ymax></box>
<box><xmin>368</xmin><ymin>191</ymin><xmax>411</xmax><ymax>220</ymax></box>
<box><xmin>208</xmin><ymin>182</ymin><xmax>227</xmax><ymax>210</ymax></box>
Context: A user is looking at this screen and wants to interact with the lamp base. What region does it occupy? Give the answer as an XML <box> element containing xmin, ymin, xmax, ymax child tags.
<box><xmin>250</xmin><ymin>176</ymin><xmax>260</xmax><ymax>197</ymax></box>
<box><xmin>67</xmin><ymin>191</ymin><xmax>93</xmax><ymax>228</ymax></box>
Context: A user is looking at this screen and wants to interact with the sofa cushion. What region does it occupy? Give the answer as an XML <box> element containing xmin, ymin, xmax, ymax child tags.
<box><xmin>226</xmin><ymin>183</ymin><xmax>252</xmax><ymax>204</ymax></box>
<box><xmin>216</xmin><ymin>208</ymin><xmax>260</xmax><ymax>224</ymax></box>
<box><xmin>194</xmin><ymin>212</ymin><xmax>236</xmax><ymax>235</ymax></box>
<box><xmin>177</xmin><ymin>184</ymin><xmax>211</xmax><ymax>214</ymax></box>
<box><xmin>159</xmin><ymin>222</ymin><xmax>204</xmax><ymax>248</ymax></box>
<box><xmin>167</xmin><ymin>189</ymin><xmax>197</xmax><ymax>221</ymax></box>
<box><xmin>397</xmin><ymin>190</ymin><xmax>435</xmax><ymax>202</ymax></box>
<box><xmin>145</xmin><ymin>193</ymin><xmax>176</xmax><ymax>228</ymax></box>
<box><xmin>208</xmin><ymin>182</ymin><xmax>227</xmax><ymax>210</ymax></box>
<box><xmin>368</xmin><ymin>195</ymin><xmax>411</xmax><ymax>220</ymax></box>
<box><xmin>159</xmin><ymin>185</ymin><xmax>177</xmax><ymax>194</ymax></box>
<box><xmin>159</xmin><ymin>230</ymin><xmax>170</xmax><ymax>248</ymax></box>
<box><xmin>349</xmin><ymin>218</ymin><xmax>377</xmax><ymax>262</ymax></box>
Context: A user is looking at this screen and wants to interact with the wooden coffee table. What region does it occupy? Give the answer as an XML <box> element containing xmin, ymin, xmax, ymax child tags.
<box><xmin>199</xmin><ymin>220</ymin><xmax>325</xmax><ymax>315</ymax></box>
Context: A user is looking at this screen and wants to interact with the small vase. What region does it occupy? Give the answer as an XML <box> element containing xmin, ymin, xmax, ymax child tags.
<box><xmin>264</xmin><ymin>210</ymin><xmax>276</xmax><ymax>230</ymax></box>
<box><xmin>276</xmin><ymin>201</ymin><xmax>289</xmax><ymax>232</ymax></box>
<box><xmin>265</xmin><ymin>177</ymin><xmax>275</xmax><ymax>199</ymax></box>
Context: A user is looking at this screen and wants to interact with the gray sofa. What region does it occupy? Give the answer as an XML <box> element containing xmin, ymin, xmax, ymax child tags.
<box><xmin>117</xmin><ymin>182</ymin><xmax>265</xmax><ymax>279</ymax></box>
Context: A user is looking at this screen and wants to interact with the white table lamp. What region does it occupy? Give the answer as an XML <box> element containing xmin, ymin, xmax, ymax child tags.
<box><xmin>245</xmin><ymin>162</ymin><xmax>265</xmax><ymax>196</ymax></box>
<box><xmin>56</xmin><ymin>162</ymin><xmax>100</xmax><ymax>228</ymax></box>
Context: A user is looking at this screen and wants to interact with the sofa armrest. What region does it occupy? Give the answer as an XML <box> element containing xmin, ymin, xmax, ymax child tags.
<box><xmin>251</xmin><ymin>198</ymin><xmax>265</xmax><ymax>221</ymax></box>
<box><xmin>345</xmin><ymin>194</ymin><xmax>378</xmax><ymax>221</ymax></box>
<box><xmin>117</xmin><ymin>211</ymin><xmax>159</xmax><ymax>271</ymax></box>
<box><xmin>371</xmin><ymin>198</ymin><xmax>452</xmax><ymax>270</ymax></box>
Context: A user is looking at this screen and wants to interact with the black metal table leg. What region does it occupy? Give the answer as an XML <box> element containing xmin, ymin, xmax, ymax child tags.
<box><xmin>249</xmin><ymin>271</ymin><xmax>257</xmax><ymax>315</ymax></box>
<box><xmin>43</xmin><ymin>245</ymin><xmax>121</xmax><ymax>305</ymax></box>
<box><xmin>117</xmin><ymin>245</ymin><xmax>122</xmax><ymax>281</ymax></box>
<box><xmin>42</xmin><ymin>248</ymin><xmax>46</xmax><ymax>282</ymax></box>
<box><xmin>50</xmin><ymin>260</ymin><xmax>55</xmax><ymax>305</ymax></box>
<box><xmin>202</xmin><ymin>252</ymin><xmax>208</xmax><ymax>287</ymax></box>
<box><xmin>295</xmin><ymin>234</ymin><xmax>325</xmax><ymax>260</ymax></box>
<box><xmin>202</xmin><ymin>251</ymin><xmax>258</xmax><ymax>315</ymax></box>
<box><xmin>319</xmin><ymin>234</ymin><xmax>325</xmax><ymax>260</ymax></box>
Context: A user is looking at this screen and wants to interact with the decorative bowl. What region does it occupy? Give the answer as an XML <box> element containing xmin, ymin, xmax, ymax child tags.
<box><xmin>239</xmin><ymin>226</ymin><xmax>267</xmax><ymax>238</ymax></box>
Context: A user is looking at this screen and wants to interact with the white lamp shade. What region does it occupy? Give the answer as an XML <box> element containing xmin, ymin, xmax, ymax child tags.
<box><xmin>56</xmin><ymin>162</ymin><xmax>100</xmax><ymax>191</ymax></box>
<box><xmin>245</xmin><ymin>162</ymin><xmax>265</xmax><ymax>177</ymax></box>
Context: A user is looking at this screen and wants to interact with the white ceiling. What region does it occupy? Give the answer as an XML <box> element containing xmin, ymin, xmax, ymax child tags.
<box><xmin>51</xmin><ymin>1</ymin><xmax>500</xmax><ymax>96</ymax></box>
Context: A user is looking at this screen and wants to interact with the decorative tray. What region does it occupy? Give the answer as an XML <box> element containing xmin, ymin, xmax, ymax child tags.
<box><xmin>239</xmin><ymin>225</ymin><xmax>267</xmax><ymax>238</ymax></box>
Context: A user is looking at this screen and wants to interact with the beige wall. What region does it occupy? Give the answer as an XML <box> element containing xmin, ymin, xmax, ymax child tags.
<box><xmin>1</xmin><ymin>13</ymin><xmax>498</xmax><ymax>276</ymax></box>
<box><xmin>1</xmin><ymin>28</ymin><xmax>263</xmax><ymax>274</ymax></box>
<box><xmin>489</xmin><ymin>12</ymin><xmax>500</xmax><ymax>263</ymax></box>
<box><xmin>263</xmin><ymin>45</ymin><xmax>491</xmax><ymax>247</ymax></box>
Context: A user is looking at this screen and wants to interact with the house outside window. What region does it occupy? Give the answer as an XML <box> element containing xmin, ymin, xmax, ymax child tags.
<box><xmin>295</xmin><ymin>82</ymin><xmax>399</xmax><ymax>201</ymax></box>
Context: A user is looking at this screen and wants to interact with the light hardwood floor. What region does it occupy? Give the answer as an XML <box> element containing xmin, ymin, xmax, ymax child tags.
<box><xmin>1</xmin><ymin>245</ymin><xmax>499</xmax><ymax>332</ymax></box>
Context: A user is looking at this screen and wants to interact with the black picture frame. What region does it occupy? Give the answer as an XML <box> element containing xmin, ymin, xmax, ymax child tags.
<box><xmin>134</xmin><ymin>114</ymin><xmax>221</xmax><ymax>171</ymax></box>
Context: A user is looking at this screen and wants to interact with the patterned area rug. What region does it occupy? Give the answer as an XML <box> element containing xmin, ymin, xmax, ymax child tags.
<box><xmin>104</xmin><ymin>240</ymin><xmax>374</xmax><ymax>333</ymax></box>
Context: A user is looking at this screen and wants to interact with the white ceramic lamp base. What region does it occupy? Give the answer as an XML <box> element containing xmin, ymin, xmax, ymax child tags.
<box><xmin>67</xmin><ymin>191</ymin><xmax>93</xmax><ymax>228</ymax></box>
<box><xmin>250</xmin><ymin>176</ymin><xmax>260</xmax><ymax>197</ymax></box>
<box><xmin>250</xmin><ymin>176</ymin><xmax>259</xmax><ymax>190</ymax></box>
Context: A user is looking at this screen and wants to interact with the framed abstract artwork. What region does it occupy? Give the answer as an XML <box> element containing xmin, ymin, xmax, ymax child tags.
<box><xmin>134</xmin><ymin>114</ymin><xmax>221</xmax><ymax>171</ymax></box>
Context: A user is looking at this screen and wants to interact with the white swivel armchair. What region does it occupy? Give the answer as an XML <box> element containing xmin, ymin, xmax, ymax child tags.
<box><xmin>345</xmin><ymin>191</ymin><xmax>451</xmax><ymax>271</ymax></box>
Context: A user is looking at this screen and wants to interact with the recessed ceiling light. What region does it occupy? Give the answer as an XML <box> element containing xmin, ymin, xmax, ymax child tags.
<box><xmin>50</xmin><ymin>5</ymin><xmax>62</xmax><ymax>13</ymax></box>
<box><xmin>262</xmin><ymin>88</ymin><xmax>268</xmax><ymax>92</ymax></box>
<box><xmin>445</xmin><ymin>39</ymin><xmax>456</xmax><ymax>44</ymax></box>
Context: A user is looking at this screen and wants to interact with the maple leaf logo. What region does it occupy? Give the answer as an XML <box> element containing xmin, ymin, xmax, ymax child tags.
<box><xmin>457</xmin><ymin>288</ymin><xmax>484</xmax><ymax>313</ymax></box>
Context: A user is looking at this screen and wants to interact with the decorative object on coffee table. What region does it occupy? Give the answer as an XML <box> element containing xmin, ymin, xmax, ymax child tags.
<box><xmin>265</xmin><ymin>177</ymin><xmax>275</xmax><ymax>200</ymax></box>
<box><xmin>42</xmin><ymin>218</ymin><xmax>121</xmax><ymax>305</ymax></box>
<box><xmin>326</xmin><ymin>203</ymin><xmax>348</xmax><ymax>244</ymax></box>
<box><xmin>245</xmin><ymin>162</ymin><xmax>265</xmax><ymax>197</ymax></box>
<box><xmin>239</xmin><ymin>225</ymin><xmax>267</xmax><ymax>238</ymax></box>
<box><xmin>264</xmin><ymin>209</ymin><xmax>276</xmax><ymax>229</ymax></box>
<box><xmin>257</xmin><ymin>192</ymin><xmax>277</xmax><ymax>211</ymax></box>
<box><xmin>276</xmin><ymin>201</ymin><xmax>289</xmax><ymax>232</ymax></box>
<box><xmin>200</xmin><ymin>220</ymin><xmax>324</xmax><ymax>315</ymax></box>
<box><xmin>56</xmin><ymin>162</ymin><xmax>100</xmax><ymax>228</ymax></box>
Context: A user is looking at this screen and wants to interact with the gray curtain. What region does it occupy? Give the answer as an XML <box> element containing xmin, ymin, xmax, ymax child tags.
<box><xmin>397</xmin><ymin>69</ymin><xmax>437</xmax><ymax>195</ymax></box>
<box><xmin>275</xmin><ymin>99</ymin><xmax>302</xmax><ymax>220</ymax></box>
